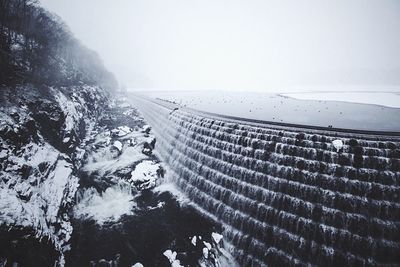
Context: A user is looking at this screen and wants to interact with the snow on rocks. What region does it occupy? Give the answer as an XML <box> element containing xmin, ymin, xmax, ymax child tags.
<box><xmin>128</xmin><ymin>138</ymin><xmax>137</xmax><ymax>146</ymax></box>
<box><xmin>84</xmin><ymin>145</ymin><xmax>148</xmax><ymax>176</ymax></box>
<box><xmin>142</xmin><ymin>125</ymin><xmax>151</xmax><ymax>134</ymax></box>
<box><xmin>163</xmin><ymin>250</ymin><xmax>177</xmax><ymax>262</ymax></box>
<box><xmin>191</xmin><ymin>236</ymin><xmax>197</xmax><ymax>246</ymax></box>
<box><xmin>163</xmin><ymin>250</ymin><xmax>183</xmax><ymax>267</ymax></box>
<box><xmin>0</xmin><ymin>149</ymin><xmax>8</xmax><ymax>159</ymax></box>
<box><xmin>202</xmin><ymin>247</ymin><xmax>209</xmax><ymax>259</ymax></box>
<box><xmin>111</xmin><ymin>126</ymin><xmax>132</xmax><ymax>137</ymax></box>
<box><xmin>146</xmin><ymin>201</ymin><xmax>165</xmax><ymax>211</ymax></box>
<box><xmin>123</xmin><ymin>109</ymin><xmax>137</xmax><ymax>116</ymax></box>
<box><xmin>0</xmin><ymin>142</ymin><xmax>79</xmax><ymax>262</ymax></box>
<box><xmin>161</xmin><ymin>230</ymin><xmax>235</xmax><ymax>267</ymax></box>
<box><xmin>105</xmin><ymin>136</ymin><xmax>112</xmax><ymax>146</ymax></box>
<box><xmin>142</xmin><ymin>136</ymin><xmax>156</xmax><ymax>156</ymax></box>
<box><xmin>84</xmin><ymin>123</ymin><xmax>160</xmax><ymax>176</ymax></box>
<box><xmin>130</xmin><ymin>160</ymin><xmax>163</xmax><ymax>190</ymax></box>
<box><xmin>0</xmin><ymin>85</ymin><xmax>111</xmax><ymax>265</ymax></box>
<box><xmin>203</xmin><ymin>241</ymin><xmax>212</xmax><ymax>250</ymax></box>
<box><xmin>113</xmin><ymin>140</ymin><xmax>123</xmax><ymax>152</ymax></box>
<box><xmin>53</xmin><ymin>89</ymin><xmax>80</xmax><ymax>132</ymax></box>
<box><xmin>332</xmin><ymin>139</ymin><xmax>344</xmax><ymax>152</ymax></box>
<box><xmin>172</xmin><ymin>260</ymin><xmax>183</xmax><ymax>267</ymax></box>
<box><xmin>212</xmin><ymin>232</ymin><xmax>223</xmax><ymax>244</ymax></box>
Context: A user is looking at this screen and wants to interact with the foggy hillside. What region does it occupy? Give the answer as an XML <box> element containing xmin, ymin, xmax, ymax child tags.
<box><xmin>0</xmin><ymin>0</ymin><xmax>116</xmax><ymax>88</ymax></box>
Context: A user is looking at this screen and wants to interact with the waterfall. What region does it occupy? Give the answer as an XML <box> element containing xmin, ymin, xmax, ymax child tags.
<box><xmin>130</xmin><ymin>96</ymin><xmax>400</xmax><ymax>266</ymax></box>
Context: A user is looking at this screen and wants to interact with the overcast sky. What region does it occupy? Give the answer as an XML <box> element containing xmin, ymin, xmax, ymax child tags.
<box><xmin>40</xmin><ymin>0</ymin><xmax>400</xmax><ymax>92</ymax></box>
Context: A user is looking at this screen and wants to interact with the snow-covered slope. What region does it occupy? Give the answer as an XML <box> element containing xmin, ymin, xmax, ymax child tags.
<box><xmin>0</xmin><ymin>85</ymin><xmax>110</xmax><ymax>265</ymax></box>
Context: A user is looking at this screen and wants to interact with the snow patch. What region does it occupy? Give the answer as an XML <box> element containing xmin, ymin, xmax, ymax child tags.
<box><xmin>191</xmin><ymin>236</ymin><xmax>197</xmax><ymax>246</ymax></box>
<box><xmin>212</xmin><ymin>232</ymin><xmax>223</xmax><ymax>244</ymax></box>
<box><xmin>111</xmin><ymin>126</ymin><xmax>132</xmax><ymax>137</ymax></box>
<box><xmin>130</xmin><ymin>160</ymin><xmax>160</xmax><ymax>189</ymax></box>
<box><xmin>332</xmin><ymin>139</ymin><xmax>344</xmax><ymax>152</ymax></box>
<box><xmin>163</xmin><ymin>250</ymin><xmax>177</xmax><ymax>262</ymax></box>
<box><xmin>163</xmin><ymin>250</ymin><xmax>183</xmax><ymax>267</ymax></box>
<box><xmin>113</xmin><ymin>140</ymin><xmax>123</xmax><ymax>152</ymax></box>
<box><xmin>53</xmin><ymin>90</ymin><xmax>80</xmax><ymax>131</ymax></box>
<box><xmin>0</xmin><ymin>142</ymin><xmax>78</xmax><ymax>257</ymax></box>
<box><xmin>202</xmin><ymin>248</ymin><xmax>209</xmax><ymax>259</ymax></box>
<box><xmin>203</xmin><ymin>241</ymin><xmax>211</xmax><ymax>250</ymax></box>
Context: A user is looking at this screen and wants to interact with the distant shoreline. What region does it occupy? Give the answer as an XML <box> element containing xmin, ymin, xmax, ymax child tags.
<box><xmin>280</xmin><ymin>91</ymin><xmax>400</xmax><ymax>109</ymax></box>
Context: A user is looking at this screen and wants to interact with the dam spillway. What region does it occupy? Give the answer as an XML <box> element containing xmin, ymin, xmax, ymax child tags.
<box><xmin>129</xmin><ymin>95</ymin><xmax>400</xmax><ymax>267</ymax></box>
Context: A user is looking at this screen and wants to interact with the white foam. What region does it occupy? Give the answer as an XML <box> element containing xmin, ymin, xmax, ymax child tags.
<box><xmin>74</xmin><ymin>183</ymin><xmax>134</xmax><ymax>225</ymax></box>
<box><xmin>153</xmin><ymin>183</ymin><xmax>188</xmax><ymax>203</ymax></box>
<box><xmin>84</xmin><ymin>146</ymin><xmax>147</xmax><ymax>175</ymax></box>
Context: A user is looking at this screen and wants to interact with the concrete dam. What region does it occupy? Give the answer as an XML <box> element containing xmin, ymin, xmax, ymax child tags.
<box><xmin>130</xmin><ymin>95</ymin><xmax>400</xmax><ymax>267</ymax></box>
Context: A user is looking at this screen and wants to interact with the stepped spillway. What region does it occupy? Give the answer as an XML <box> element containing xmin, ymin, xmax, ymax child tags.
<box><xmin>129</xmin><ymin>95</ymin><xmax>400</xmax><ymax>267</ymax></box>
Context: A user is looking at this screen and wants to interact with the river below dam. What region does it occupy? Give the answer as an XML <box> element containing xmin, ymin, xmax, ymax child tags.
<box><xmin>0</xmin><ymin>96</ymin><xmax>237</xmax><ymax>267</ymax></box>
<box><xmin>64</xmin><ymin>99</ymin><xmax>237</xmax><ymax>267</ymax></box>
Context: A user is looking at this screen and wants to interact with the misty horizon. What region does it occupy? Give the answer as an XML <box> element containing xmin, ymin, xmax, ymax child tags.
<box><xmin>40</xmin><ymin>0</ymin><xmax>400</xmax><ymax>92</ymax></box>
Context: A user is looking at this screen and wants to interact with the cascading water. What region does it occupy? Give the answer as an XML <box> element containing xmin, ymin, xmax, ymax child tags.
<box><xmin>130</xmin><ymin>95</ymin><xmax>400</xmax><ymax>267</ymax></box>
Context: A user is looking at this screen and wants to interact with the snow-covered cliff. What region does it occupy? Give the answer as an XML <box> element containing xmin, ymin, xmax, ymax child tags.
<box><xmin>0</xmin><ymin>84</ymin><xmax>110</xmax><ymax>265</ymax></box>
<box><xmin>0</xmin><ymin>1</ymin><xmax>119</xmax><ymax>264</ymax></box>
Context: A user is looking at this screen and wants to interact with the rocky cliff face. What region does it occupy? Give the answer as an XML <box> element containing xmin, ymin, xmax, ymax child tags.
<box><xmin>0</xmin><ymin>84</ymin><xmax>111</xmax><ymax>265</ymax></box>
<box><xmin>0</xmin><ymin>1</ymin><xmax>117</xmax><ymax>264</ymax></box>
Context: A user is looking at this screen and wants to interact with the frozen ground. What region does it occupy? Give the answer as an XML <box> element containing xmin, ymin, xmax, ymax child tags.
<box><xmin>133</xmin><ymin>90</ymin><xmax>400</xmax><ymax>132</ymax></box>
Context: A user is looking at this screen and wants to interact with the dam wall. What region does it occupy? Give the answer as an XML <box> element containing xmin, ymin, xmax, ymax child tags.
<box><xmin>130</xmin><ymin>96</ymin><xmax>400</xmax><ymax>267</ymax></box>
